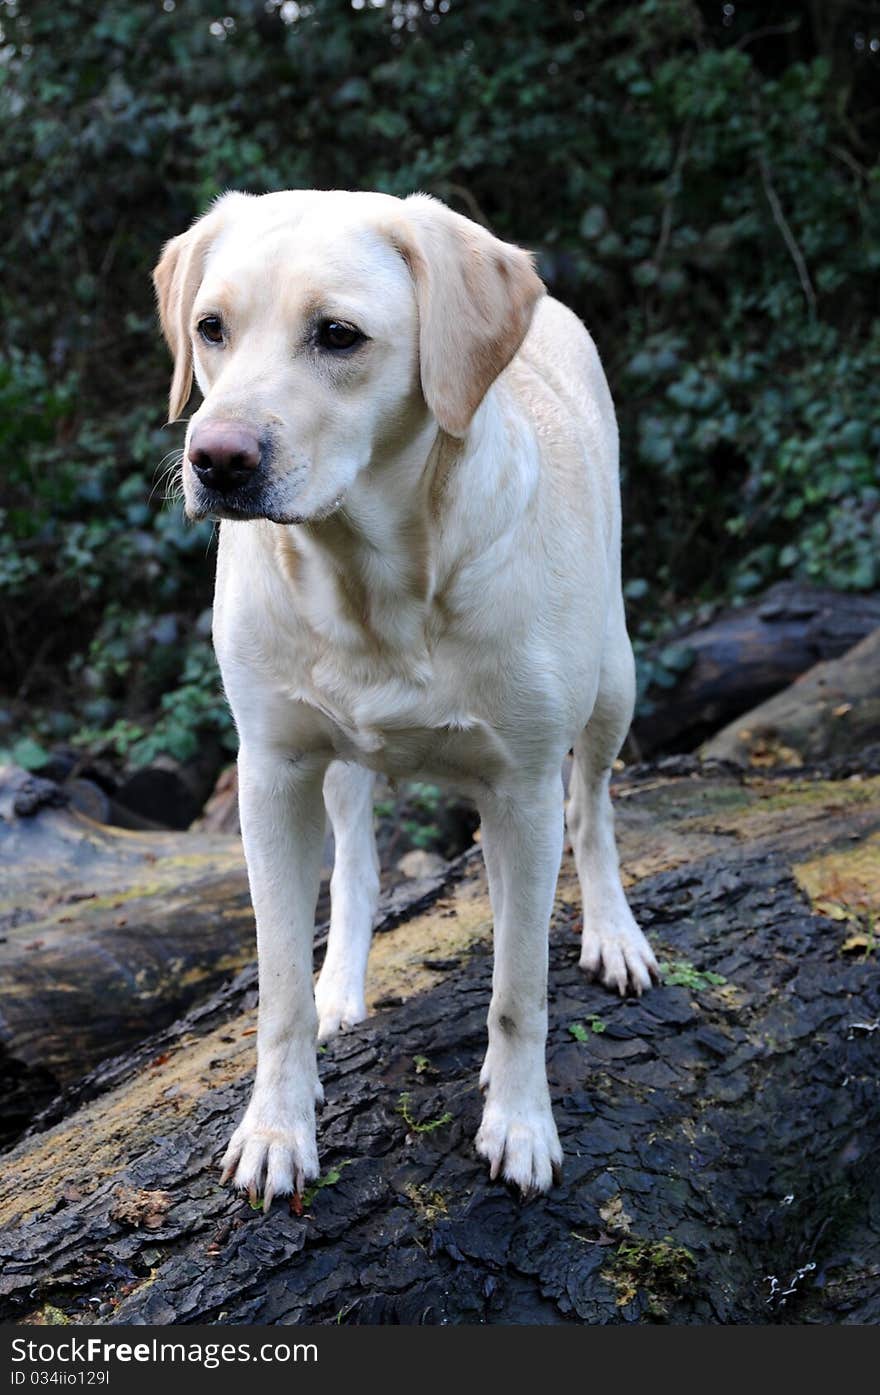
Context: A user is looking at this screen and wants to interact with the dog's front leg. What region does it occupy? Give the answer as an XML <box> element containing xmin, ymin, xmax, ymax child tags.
<box><xmin>475</xmin><ymin>773</ymin><xmax>565</xmax><ymax>1197</ymax></box>
<box><xmin>221</xmin><ymin>745</ymin><xmax>327</xmax><ymax>1208</ymax></box>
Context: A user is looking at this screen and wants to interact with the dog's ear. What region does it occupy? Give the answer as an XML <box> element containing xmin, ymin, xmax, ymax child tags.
<box><xmin>152</xmin><ymin>197</ymin><xmax>241</xmax><ymax>423</ymax></box>
<box><xmin>152</xmin><ymin>224</ymin><xmax>209</xmax><ymax>424</ymax></box>
<box><xmin>396</xmin><ymin>195</ymin><xmax>544</xmax><ymax>437</ymax></box>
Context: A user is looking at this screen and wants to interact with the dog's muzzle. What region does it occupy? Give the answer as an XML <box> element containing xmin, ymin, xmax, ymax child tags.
<box><xmin>186</xmin><ymin>419</ymin><xmax>272</xmax><ymax>519</ymax></box>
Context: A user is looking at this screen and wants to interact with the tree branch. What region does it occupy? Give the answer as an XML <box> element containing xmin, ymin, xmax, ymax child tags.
<box><xmin>757</xmin><ymin>150</ymin><xmax>818</xmax><ymax>319</ymax></box>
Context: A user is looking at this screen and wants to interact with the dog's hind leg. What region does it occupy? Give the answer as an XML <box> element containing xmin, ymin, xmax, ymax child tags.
<box><xmin>315</xmin><ymin>760</ymin><xmax>379</xmax><ymax>1041</ymax></box>
<box><xmin>566</xmin><ymin>622</ymin><xmax>660</xmax><ymax>996</ymax></box>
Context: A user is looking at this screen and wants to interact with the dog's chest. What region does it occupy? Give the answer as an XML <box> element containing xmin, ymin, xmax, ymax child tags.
<box><xmin>330</xmin><ymin>718</ymin><xmax>508</xmax><ymax>784</ymax></box>
<box><xmin>216</xmin><ymin>526</ymin><xmax>521</xmax><ymax>783</ymax></box>
<box><xmin>293</xmin><ymin>643</ymin><xmax>512</xmax><ymax>783</ymax></box>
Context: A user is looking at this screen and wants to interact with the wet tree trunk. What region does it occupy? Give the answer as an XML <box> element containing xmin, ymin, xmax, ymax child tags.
<box><xmin>0</xmin><ymin>766</ymin><xmax>439</xmax><ymax>1148</ymax></box>
<box><xmin>1</xmin><ymin>756</ymin><xmax>878</xmax><ymax>1325</ymax></box>
<box><xmin>701</xmin><ymin>628</ymin><xmax>880</xmax><ymax>767</ymax></box>
<box><xmin>631</xmin><ymin>583</ymin><xmax>880</xmax><ymax>756</ymax></box>
<box><xmin>0</xmin><ymin>766</ymin><xmax>256</xmax><ymax>1143</ymax></box>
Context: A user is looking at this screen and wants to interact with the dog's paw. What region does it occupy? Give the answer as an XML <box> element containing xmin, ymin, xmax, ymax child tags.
<box><xmin>314</xmin><ymin>977</ymin><xmax>367</xmax><ymax>1043</ymax></box>
<box><xmin>475</xmin><ymin>1092</ymin><xmax>563</xmax><ymax>1198</ymax></box>
<box><xmin>579</xmin><ymin>906</ymin><xmax>660</xmax><ymax>996</ymax></box>
<box><xmin>220</xmin><ymin>1095</ymin><xmax>321</xmax><ymax>1209</ymax></box>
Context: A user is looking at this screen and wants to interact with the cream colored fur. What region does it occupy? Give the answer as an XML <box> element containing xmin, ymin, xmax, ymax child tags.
<box><xmin>153</xmin><ymin>189</ymin><xmax>658</xmax><ymax>1203</ymax></box>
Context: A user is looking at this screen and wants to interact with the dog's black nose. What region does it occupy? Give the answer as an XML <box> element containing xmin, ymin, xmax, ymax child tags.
<box><xmin>188</xmin><ymin>421</ymin><xmax>261</xmax><ymax>495</ymax></box>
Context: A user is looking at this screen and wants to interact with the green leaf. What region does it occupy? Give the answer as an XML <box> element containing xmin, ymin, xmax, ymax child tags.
<box><xmin>8</xmin><ymin>737</ymin><xmax>51</xmax><ymax>771</ymax></box>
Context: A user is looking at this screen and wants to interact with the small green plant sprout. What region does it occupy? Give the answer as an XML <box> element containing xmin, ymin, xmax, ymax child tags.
<box><xmin>300</xmin><ymin>1160</ymin><xmax>353</xmax><ymax>1210</ymax></box>
<box><xmin>412</xmin><ymin>1054</ymin><xmax>433</xmax><ymax>1075</ymax></box>
<box><xmin>660</xmin><ymin>960</ymin><xmax>727</xmax><ymax>991</ymax></box>
<box><xmin>602</xmin><ymin>1236</ymin><xmax>696</xmax><ymax>1315</ymax></box>
<box><xmin>397</xmin><ymin>1091</ymin><xmax>453</xmax><ymax>1134</ymax></box>
<box><xmin>568</xmin><ymin>1014</ymin><xmax>607</xmax><ymax>1042</ymax></box>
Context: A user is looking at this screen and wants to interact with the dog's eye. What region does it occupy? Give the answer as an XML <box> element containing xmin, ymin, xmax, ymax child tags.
<box><xmin>197</xmin><ymin>316</ymin><xmax>225</xmax><ymax>346</ymax></box>
<box><xmin>317</xmin><ymin>320</ymin><xmax>364</xmax><ymax>352</ymax></box>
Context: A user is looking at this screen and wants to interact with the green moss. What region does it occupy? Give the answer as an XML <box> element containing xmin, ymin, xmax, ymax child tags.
<box><xmin>404</xmin><ymin>1182</ymin><xmax>448</xmax><ymax>1224</ymax></box>
<box><xmin>749</xmin><ymin>777</ymin><xmax>880</xmax><ymax>815</ymax></box>
<box><xmin>602</xmin><ymin>1236</ymin><xmax>696</xmax><ymax>1316</ymax></box>
<box><xmin>35</xmin><ymin>1304</ymin><xmax>71</xmax><ymax>1325</ymax></box>
<box><xmin>74</xmin><ymin>883</ymin><xmax>164</xmax><ymax>911</ymax></box>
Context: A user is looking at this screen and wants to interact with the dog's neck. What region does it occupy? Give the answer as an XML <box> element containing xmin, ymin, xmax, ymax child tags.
<box><xmin>273</xmin><ymin>406</ymin><xmax>446</xmax><ymax>668</ymax></box>
<box><xmin>272</xmin><ymin>383</ymin><xmax>537</xmax><ymax>673</ymax></box>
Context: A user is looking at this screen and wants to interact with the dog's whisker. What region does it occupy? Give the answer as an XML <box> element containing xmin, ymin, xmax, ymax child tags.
<box><xmin>149</xmin><ymin>449</ymin><xmax>186</xmax><ymax>507</ymax></box>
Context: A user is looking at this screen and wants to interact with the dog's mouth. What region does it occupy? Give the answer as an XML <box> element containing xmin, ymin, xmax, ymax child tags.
<box><xmin>186</xmin><ymin>473</ymin><xmax>267</xmax><ymax>519</ymax></box>
<box><xmin>187</xmin><ymin>479</ymin><xmax>347</xmax><ymax>528</ymax></box>
<box><xmin>188</xmin><ymin>490</ymin><xmax>305</xmax><ymax>525</ymax></box>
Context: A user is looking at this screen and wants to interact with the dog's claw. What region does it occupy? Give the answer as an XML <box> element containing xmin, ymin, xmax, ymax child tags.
<box><xmin>219</xmin><ymin>1140</ymin><xmax>242</xmax><ymax>1187</ymax></box>
<box><xmin>220</xmin><ymin>1101</ymin><xmax>319</xmax><ymax>1211</ymax></box>
<box><xmin>476</xmin><ymin>1092</ymin><xmax>562</xmax><ymax>1196</ymax></box>
<box><xmin>579</xmin><ymin>912</ymin><xmax>659</xmax><ymax>997</ymax></box>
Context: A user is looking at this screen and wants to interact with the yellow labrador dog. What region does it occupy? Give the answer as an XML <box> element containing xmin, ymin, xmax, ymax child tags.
<box><xmin>153</xmin><ymin>190</ymin><xmax>658</xmax><ymax>1203</ymax></box>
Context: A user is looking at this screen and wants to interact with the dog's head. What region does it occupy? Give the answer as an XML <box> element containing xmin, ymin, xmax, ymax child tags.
<box><xmin>152</xmin><ymin>190</ymin><xmax>543</xmax><ymax>524</ymax></box>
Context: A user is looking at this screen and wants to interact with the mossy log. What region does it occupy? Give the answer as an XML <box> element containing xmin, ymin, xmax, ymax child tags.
<box><xmin>701</xmin><ymin>628</ymin><xmax>880</xmax><ymax>768</ymax></box>
<box><xmin>1</xmin><ymin>757</ymin><xmax>879</xmax><ymax>1325</ymax></box>
<box><xmin>0</xmin><ymin>764</ymin><xmax>450</xmax><ymax>1148</ymax></box>
<box><xmin>0</xmin><ymin>765</ymin><xmax>254</xmax><ymax>1144</ymax></box>
<box><xmin>631</xmin><ymin>583</ymin><xmax>880</xmax><ymax>756</ymax></box>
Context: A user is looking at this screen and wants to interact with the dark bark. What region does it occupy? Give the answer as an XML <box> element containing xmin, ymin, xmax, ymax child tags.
<box><xmin>631</xmin><ymin>583</ymin><xmax>880</xmax><ymax>756</ymax></box>
<box><xmin>701</xmin><ymin>627</ymin><xmax>880</xmax><ymax>767</ymax></box>
<box><xmin>112</xmin><ymin>740</ymin><xmax>228</xmax><ymax>831</ymax></box>
<box><xmin>1</xmin><ymin>759</ymin><xmax>879</xmax><ymax>1325</ymax></box>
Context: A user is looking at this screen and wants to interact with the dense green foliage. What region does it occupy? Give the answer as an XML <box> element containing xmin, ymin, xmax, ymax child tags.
<box><xmin>1</xmin><ymin>0</ymin><xmax>878</xmax><ymax>769</ymax></box>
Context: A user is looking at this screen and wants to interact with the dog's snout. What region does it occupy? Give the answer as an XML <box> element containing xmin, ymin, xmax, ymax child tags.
<box><xmin>188</xmin><ymin>421</ymin><xmax>261</xmax><ymax>495</ymax></box>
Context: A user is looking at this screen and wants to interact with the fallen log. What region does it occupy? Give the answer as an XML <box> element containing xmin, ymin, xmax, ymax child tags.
<box><xmin>1</xmin><ymin>757</ymin><xmax>878</xmax><ymax>1325</ymax></box>
<box><xmin>701</xmin><ymin>628</ymin><xmax>880</xmax><ymax>768</ymax></box>
<box><xmin>0</xmin><ymin>765</ymin><xmax>254</xmax><ymax>1144</ymax></box>
<box><xmin>0</xmin><ymin>764</ymin><xmax>456</xmax><ymax>1149</ymax></box>
<box><xmin>631</xmin><ymin>582</ymin><xmax>880</xmax><ymax>756</ymax></box>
